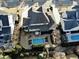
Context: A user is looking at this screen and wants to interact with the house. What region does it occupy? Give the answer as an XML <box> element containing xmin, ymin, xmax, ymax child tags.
<box><xmin>61</xmin><ymin>6</ymin><xmax>79</xmax><ymax>43</ymax></box>
<box><xmin>1</xmin><ymin>0</ymin><xmax>20</xmax><ymax>7</ymax></box>
<box><xmin>20</xmin><ymin>6</ymin><xmax>55</xmax><ymax>49</ymax></box>
<box><xmin>22</xmin><ymin>7</ymin><xmax>54</xmax><ymax>32</ymax></box>
<box><xmin>0</xmin><ymin>14</ymin><xmax>15</xmax><ymax>48</ymax></box>
<box><xmin>54</xmin><ymin>0</ymin><xmax>73</xmax><ymax>6</ymax></box>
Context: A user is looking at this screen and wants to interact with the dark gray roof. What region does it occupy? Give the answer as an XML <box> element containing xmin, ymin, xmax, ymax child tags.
<box><xmin>2</xmin><ymin>27</ymin><xmax>11</xmax><ymax>34</ymax></box>
<box><xmin>37</xmin><ymin>7</ymin><xmax>42</xmax><ymax>12</ymax></box>
<box><xmin>72</xmin><ymin>5</ymin><xmax>79</xmax><ymax>9</ymax></box>
<box><xmin>66</xmin><ymin>11</ymin><xmax>76</xmax><ymax>19</ymax></box>
<box><xmin>28</xmin><ymin>8</ymin><xmax>48</xmax><ymax>24</ymax></box>
<box><xmin>62</xmin><ymin>10</ymin><xmax>79</xmax><ymax>31</ymax></box>
<box><xmin>2</xmin><ymin>0</ymin><xmax>20</xmax><ymax>8</ymax></box>
<box><xmin>54</xmin><ymin>0</ymin><xmax>72</xmax><ymax>6</ymax></box>
<box><xmin>23</xmin><ymin>8</ymin><xmax>54</xmax><ymax>32</ymax></box>
<box><xmin>23</xmin><ymin>25</ymin><xmax>51</xmax><ymax>32</ymax></box>
<box><xmin>64</xmin><ymin>20</ymin><xmax>78</xmax><ymax>30</ymax></box>
<box><xmin>23</xmin><ymin>13</ymin><xmax>48</xmax><ymax>26</ymax></box>
<box><xmin>0</xmin><ymin>15</ymin><xmax>9</xmax><ymax>26</ymax></box>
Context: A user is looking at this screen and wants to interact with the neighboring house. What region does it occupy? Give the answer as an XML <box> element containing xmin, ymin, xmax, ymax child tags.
<box><xmin>61</xmin><ymin>6</ymin><xmax>79</xmax><ymax>43</ymax></box>
<box><xmin>0</xmin><ymin>14</ymin><xmax>15</xmax><ymax>49</ymax></box>
<box><xmin>1</xmin><ymin>0</ymin><xmax>20</xmax><ymax>7</ymax></box>
<box><xmin>54</xmin><ymin>0</ymin><xmax>73</xmax><ymax>6</ymax></box>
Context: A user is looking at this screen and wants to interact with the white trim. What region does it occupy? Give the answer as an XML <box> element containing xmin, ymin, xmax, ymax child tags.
<box><xmin>30</xmin><ymin>23</ymin><xmax>48</xmax><ymax>26</ymax></box>
<box><xmin>24</xmin><ymin>29</ymin><xmax>40</xmax><ymax>32</ymax></box>
<box><xmin>42</xmin><ymin>6</ymin><xmax>50</xmax><ymax>23</ymax></box>
<box><xmin>0</xmin><ymin>20</ymin><xmax>2</xmax><ymax>31</ymax></box>
<box><xmin>51</xmin><ymin>4</ymin><xmax>61</xmax><ymax>24</ymax></box>
<box><xmin>8</xmin><ymin>15</ymin><xmax>15</xmax><ymax>34</ymax></box>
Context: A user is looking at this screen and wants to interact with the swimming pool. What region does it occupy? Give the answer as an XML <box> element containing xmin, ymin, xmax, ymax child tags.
<box><xmin>32</xmin><ymin>37</ymin><xmax>45</xmax><ymax>45</ymax></box>
<box><xmin>71</xmin><ymin>34</ymin><xmax>79</xmax><ymax>40</ymax></box>
<box><xmin>67</xmin><ymin>34</ymin><xmax>79</xmax><ymax>42</ymax></box>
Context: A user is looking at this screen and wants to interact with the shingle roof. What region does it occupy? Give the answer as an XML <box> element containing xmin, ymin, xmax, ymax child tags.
<box><xmin>23</xmin><ymin>7</ymin><xmax>54</xmax><ymax>32</ymax></box>
<box><xmin>37</xmin><ymin>7</ymin><xmax>42</xmax><ymax>12</ymax></box>
<box><xmin>61</xmin><ymin>10</ymin><xmax>79</xmax><ymax>31</ymax></box>
<box><xmin>54</xmin><ymin>0</ymin><xmax>72</xmax><ymax>6</ymax></box>
<box><xmin>64</xmin><ymin>20</ymin><xmax>78</xmax><ymax>30</ymax></box>
<box><xmin>2</xmin><ymin>0</ymin><xmax>20</xmax><ymax>8</ymax></box>
<box><xmin>0</xmin><ymin>15</ymin><xmax>9</xmax><ymax>26</ymax></box>
<box><xmin>72</xmin><ymin>5</ymin><xmax>79</xmax><ymax>9</ymax></box>
<box><xmin>66</xmin><ymin>11</ymin><xmax>76</xmax><ymax>19</ymax></box>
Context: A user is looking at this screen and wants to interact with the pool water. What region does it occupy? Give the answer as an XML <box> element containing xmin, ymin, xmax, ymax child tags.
<box><xmin>71</xmin><ymin>34</ymin><xmax>79</xmax><ymax>40</ymax></box>
<box><xmin>32</xmin><ymin>38</ymin><xmax>45</xmax><ymax>45</ymax></box>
